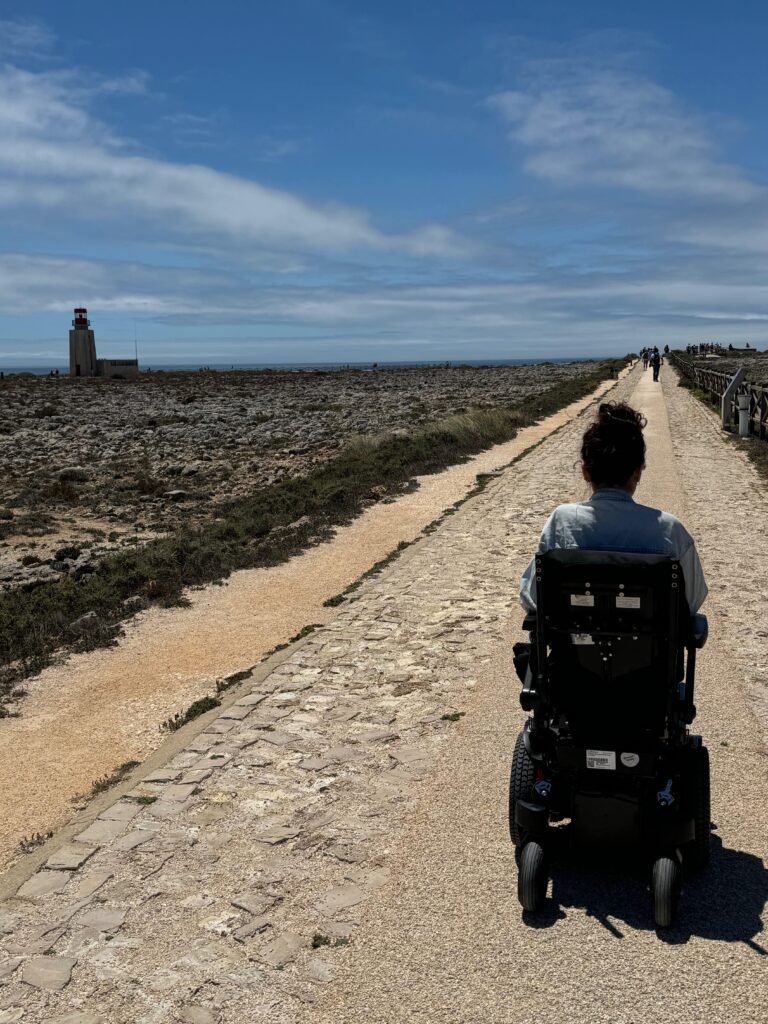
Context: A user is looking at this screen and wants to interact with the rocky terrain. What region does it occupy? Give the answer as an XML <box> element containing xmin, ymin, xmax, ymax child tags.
<box><xmin>0</xmin><ymin>362</ymin><xmax>600</xmax><ymax>590</ymax></box>
<box><xmin>687</xmin><ymin>350</ymin><xmax>768</xmax><ymax>383</ymax></box>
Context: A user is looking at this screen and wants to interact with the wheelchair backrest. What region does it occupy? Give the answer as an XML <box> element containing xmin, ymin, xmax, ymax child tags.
<box><xmin>534</xmin><ymin>549</ymin><xmax>686</xmax><ymax>736</ymax></box>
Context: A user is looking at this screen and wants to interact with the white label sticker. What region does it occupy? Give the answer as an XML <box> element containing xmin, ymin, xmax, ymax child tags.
<box><xmin>620</xmin><ymin>752</ymin><xmax>640</xmax><ymax>768</ymax></box>
<box><xmin>571</xmin><ymin>633</ymin><xmax>595</xmax><ymax>645</ymax></box>
<box><xmin>586</xmin><ymin>749</ymin><xmax>616</xmax><ymax>770</ymax></box>
<box><xmin>616</xmin><ymin>595</ymin><xmax>641</xmax><ymax>609</ymax></box>
<box><xmin>570</xmin><ymin>593</ymin><xmax>595</xmax><ymax>607</ymax></box>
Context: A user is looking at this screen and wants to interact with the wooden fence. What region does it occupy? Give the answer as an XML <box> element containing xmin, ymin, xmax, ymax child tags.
<box><xmin>671</xmin><ymin>355</ymin><xmax>768</xmax><ymax>439</ymax></box>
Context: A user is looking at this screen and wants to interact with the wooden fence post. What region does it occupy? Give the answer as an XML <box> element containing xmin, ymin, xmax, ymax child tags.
<box><xmin>721</xmin><ymin>368</ymin><xmax>746</xmax><ymax>429</ymax></box>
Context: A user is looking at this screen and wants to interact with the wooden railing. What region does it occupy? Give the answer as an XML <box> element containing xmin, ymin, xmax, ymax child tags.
<box><xmin>671</xmin><ymin>354</ymin><xmax>768</xmax><ymax>439</ymax></box>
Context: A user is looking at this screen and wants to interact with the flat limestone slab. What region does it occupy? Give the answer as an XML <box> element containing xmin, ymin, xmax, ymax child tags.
<box><xmin>98</xmin><ymin>801</ymin><xmax>142</xmax><ymax>823</ymax></box>
<box><xmin>74</xmin><ymin>818</ymin><xmax>127</xmax><ymax>845</ymax></box>
<box><xmin>22</xmin><ymin>955</ymin><xmax>77</xmax><ymax>990</ymax></box>
<box><xmin>314</xmin><ymin>883</ymin><xmax>367</xmax><ymax>917</ymax></box>
<box><xmin>44</xmin><ymin>844</ymin><xmax>96</xmax><ymax>871</ymax></box>
<box><xmin>16</xmin><ymin>871</ymin><xmax>70</xmax><ymax>898</ymax></box>
<box><xmin>260</xmin><ymin>932</ymin><xmax>303</xmax><ymax>967</ymax></box>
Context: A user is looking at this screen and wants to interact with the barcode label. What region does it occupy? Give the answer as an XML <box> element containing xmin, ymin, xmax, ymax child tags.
<box><xmin>571</xmin><ymin>633</ymin><xmax>595</xmax><ymax>645</ymax></box>
<box><xmin>616</xmin><ymin>595</ymin><xmax>641</xmax><ymax>609</ymax></box>
<box><xmin>570</xmin><ymin>593</ymin><xmax>595</xmax><ymax>607</ymax></box>
<box><xmin>586</xmin><ymin>749</ymin><xmax>616</xmax><ymax>770</ymax></box>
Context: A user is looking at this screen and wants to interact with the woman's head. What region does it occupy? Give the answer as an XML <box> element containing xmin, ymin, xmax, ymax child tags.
<box><xmin>580</xmin><ymin>401</ymin><xmax>647</xmax><ymax>491</ymax></box>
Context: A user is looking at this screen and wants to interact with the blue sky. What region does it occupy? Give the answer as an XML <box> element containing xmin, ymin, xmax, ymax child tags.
<box><xmin>2</xmin><ymin>1</ymin><xmax>768</xmax><ymax>366</ymax></box>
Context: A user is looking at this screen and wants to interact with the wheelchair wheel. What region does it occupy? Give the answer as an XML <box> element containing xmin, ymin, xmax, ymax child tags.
<box><xmin>518</xmin><ymin>840</ymin><xmax>548</xmax><ymax>912</ymax></box>
<box><xmin>509</xmin><ymin>729</ymin><xmax>536</xmax><ymax>847</ymax></box>
<box><xmin>685</xmin><ymin>745</ymin><xmax>711</xmax><ymax>870</ymax></box>
<box><xmin>651</xmin><ymin>854</ymin><xmax>680</xmax><ymax>928</ymax></box>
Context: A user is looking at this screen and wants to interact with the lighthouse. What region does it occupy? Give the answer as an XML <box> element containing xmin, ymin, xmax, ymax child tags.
<box><xmin>67</xmin><ymin>308</ymin><xmax>139</xmax><ymax>379</ymax></box>
<box><xmin>69</xmin><ymin>308</ymin><xmax>97</xmax><ymax>377</ymax></box>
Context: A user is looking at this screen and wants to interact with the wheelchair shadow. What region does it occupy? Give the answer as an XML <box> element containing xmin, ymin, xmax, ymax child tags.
<box><xmin>525</xmin><ymin>833</ymin><xmax>768</xmax><ymax>953</ymax></box>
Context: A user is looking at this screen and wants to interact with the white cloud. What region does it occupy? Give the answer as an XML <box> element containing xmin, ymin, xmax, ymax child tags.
<box><xmin>489</xmin><ymin>65</ymin><xmax>762</xmax><ymax>203</ymax></box>
<box><xmin>0</xmin><ymin>17</ymin><xmax>55</xmax><ymax>58</ymax></box>
<box><xmin>0</xmin><ymin>65</ymin><xmax>465</xmax><ymax>258</ymax></box>
<box><xmin>4</xmin><ymin>252</ymin><xmax>767</xmax><ymax>358</ymax></box>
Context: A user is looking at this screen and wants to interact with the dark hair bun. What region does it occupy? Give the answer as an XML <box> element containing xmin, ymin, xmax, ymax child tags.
<box><xmin>581</xmin><ymin>401</ymin><xmax>646</xmax><ymax>487</ymax></box>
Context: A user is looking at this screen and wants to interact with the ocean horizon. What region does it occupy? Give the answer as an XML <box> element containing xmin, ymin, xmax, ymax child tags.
<box><xmin>1</xmin><ymin>355</ymin><xmax>612</xmax><ymax>375</ymax></box>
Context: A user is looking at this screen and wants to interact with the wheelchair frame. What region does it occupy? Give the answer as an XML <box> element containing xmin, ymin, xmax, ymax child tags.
<box><xmin>511</xmin><ymin>549</ymin><xmax>709</xmax><ymax>926</ymax></box>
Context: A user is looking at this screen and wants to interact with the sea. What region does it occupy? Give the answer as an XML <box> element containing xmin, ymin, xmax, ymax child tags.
<box><xmin>2</xmin><ymin>357</ymin><xmax>604</xmax><ymax>376</ymax></box>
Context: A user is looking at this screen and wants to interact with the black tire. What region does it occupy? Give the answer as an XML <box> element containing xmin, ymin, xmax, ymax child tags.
<box><xmin>652</xmin><ymin>855</ymin><xmax>680</xmax><ymax>928</ymax></box>
<box><xmin>685</xmin><ymin>745</ymin><xmax>711</xmax><ymax>870</ymax></box>
<box><xmin>518</xmin><ymin>840</ymin><xmax>548</xmax><ymax>912</ymax></box>
<box><xmin>509</xmin><ymin>729</ymin><xmax>536</xmax><ymax>847</ymax></box>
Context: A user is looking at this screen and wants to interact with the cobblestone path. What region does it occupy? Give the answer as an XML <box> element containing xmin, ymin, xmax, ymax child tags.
<box><xmin>1</xmin><ymin>363</ymin><xmax>766</xmax><ymax>1024</ymax></box>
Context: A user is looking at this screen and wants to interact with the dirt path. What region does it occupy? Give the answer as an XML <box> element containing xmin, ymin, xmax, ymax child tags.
<box><xmin>2</xmin><ymin>360</ymin><xmax>764</xmax><ymax>1024</ymax></box>
<box><xmin>0</xmin><ymin>371</ymin><xmax>628</xmax><ymax>871</ymax></box>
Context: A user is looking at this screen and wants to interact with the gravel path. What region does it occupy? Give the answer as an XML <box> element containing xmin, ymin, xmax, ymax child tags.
<box><xmin>0</xmin><ymin>363</ymin><xmax>765</xmax><ymax>1024</ymax></box>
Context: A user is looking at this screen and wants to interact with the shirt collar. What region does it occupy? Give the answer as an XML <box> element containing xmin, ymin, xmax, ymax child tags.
<box><xmin>588</xmin><ymin>488</ymin><xmax>635</xmax><ymax>503</ymax></box>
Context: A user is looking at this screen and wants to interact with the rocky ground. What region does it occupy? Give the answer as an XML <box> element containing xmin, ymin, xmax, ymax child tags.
<box><xmin>687</xmin><ymin>350</ymin><xmax>768</xmax><ymax>383</ymax></box>
<box><xmin>0</xmin><ymin>362</ymin><xmax>599</xmax><ymax>590</ymax></box>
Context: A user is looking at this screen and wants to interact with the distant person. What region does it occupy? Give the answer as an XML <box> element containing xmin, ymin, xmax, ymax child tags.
<box><xmin>642</xmin><ymin>349</ymin><xmax>649</xmax><ymax>370</ymax></box>
<box><xmin>651</xmin><ymin>348</ymin><xmax>661</xmax><ymax>382</ymax></box>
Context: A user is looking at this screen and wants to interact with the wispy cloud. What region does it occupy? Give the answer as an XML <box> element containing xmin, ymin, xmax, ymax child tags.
<box><xmin>489</xmin><ymin>63</ymin><xmax>762</xmax><ymax>203</ymax></box>
<box><xmin>0</xmin><ymin>64</ymin><xmax>465</xmax><ymax>258</ymax></box>
<box><xmin>0</xmin><ymin>16</ymin><xmax>55</xmax><ymax>59</ymax></box>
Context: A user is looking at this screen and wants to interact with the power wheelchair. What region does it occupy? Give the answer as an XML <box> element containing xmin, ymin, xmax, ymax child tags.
<box><xmin>511</xmin><ymin>549</ymin><xmax>710</xmax><ymax>927</ymax></box>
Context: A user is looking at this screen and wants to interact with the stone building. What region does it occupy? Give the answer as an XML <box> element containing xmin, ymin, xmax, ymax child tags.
<box><xmin>68</xmin><ymin>308</ymin><xmax>139</xmax><ymax>379</ymax></box>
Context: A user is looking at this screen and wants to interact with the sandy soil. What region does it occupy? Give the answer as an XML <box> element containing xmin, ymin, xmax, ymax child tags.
<box><xmin>0</xmin><ymin>371</ymin><xmax>628</xmax><ymax>871</ymax></box>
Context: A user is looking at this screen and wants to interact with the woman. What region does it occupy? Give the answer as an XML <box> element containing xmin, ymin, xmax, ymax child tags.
<box><xmin>519</xmin><ymin>401</ymin><xmax>707</xmax><ymax>614</ymax></box>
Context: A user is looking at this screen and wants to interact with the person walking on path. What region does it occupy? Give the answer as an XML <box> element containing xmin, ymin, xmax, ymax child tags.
<box><xmin>651</xmin><ymin>347</ymin><xmax>661</xmax><ymax>381</ymax></box>
<box><xmin>642</xmin><ymin>348</ymin><xmax>649</xmax><ymax>370</ymax></box>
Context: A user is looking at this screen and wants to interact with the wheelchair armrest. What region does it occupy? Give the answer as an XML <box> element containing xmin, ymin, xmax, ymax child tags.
<box><xmin>692</xmin><ymin>613</ymin><xmax>708</xmax><ymax>649</ymax></box>
<box><xmin>522</xmin><ymin>612</ymin><xmax>537</xmax><ymax>633</ymax></box>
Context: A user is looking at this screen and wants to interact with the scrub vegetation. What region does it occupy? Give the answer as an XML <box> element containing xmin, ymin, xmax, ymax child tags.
<box><xmin>0</xmin><ymin>357</ymin><xmax>629</xmax><ymax>709</ymax></box>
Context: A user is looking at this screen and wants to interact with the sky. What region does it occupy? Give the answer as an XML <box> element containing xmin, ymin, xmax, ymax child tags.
<box><xmin>1</xmin><ymin>1</ymin><xmax>768</xmax><ymax>366</ymax></box>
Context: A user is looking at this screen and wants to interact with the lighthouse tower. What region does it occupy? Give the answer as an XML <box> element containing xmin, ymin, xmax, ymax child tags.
<box><xmin>69</xmin><ymin>308</ymin><xmax>97</xmax><ymax>378</ymax></box>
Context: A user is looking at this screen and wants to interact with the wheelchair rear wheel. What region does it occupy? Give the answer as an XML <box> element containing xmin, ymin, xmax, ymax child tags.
<box><xmin>518</xmin><ymin>840</ymin><xmax>548</xmax><ymax>912</ymax></box>
<box><xmin>651</xmin><ymin>854</ymin><xmax>681</xmax><ymax>928</ymax></box>
<box><xmin>509</xmin><ymin>729</ymin><xmax>536</xmax><ymax>847</ymax></box>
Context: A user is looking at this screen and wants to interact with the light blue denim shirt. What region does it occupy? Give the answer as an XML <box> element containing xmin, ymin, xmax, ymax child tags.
<box><xmin>519</xmin><ymin>488</ymin><xmax>708</xmax><ymax>614</ymax></box>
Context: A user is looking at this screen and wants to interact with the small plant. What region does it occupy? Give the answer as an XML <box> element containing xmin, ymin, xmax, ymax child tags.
<box><xmin>312</xmin><ymin>933</ymin><xmax>332</xmax><ymax>948</ymax></box>
<box><xmin>134</xmin><ymin>795</ymin><xmax>157</xmax><ymax>805</ymax></box>
<box><xmin>19</xmin><ymin>830</ymin><xmax>54</xmax><ymax>854</ymax></box>
<box><xmin>441</xmin><ymin>711</ymin><xmax>466</xmax><ymax>722</ymax></box>
<box><xmin>215</xmin><ymin>667</ymin><xmax>254</xmax><ymax>694</ymax></box>
<box><xmin>71</xmin><ymin>760</ymin><xmax>140</xmax><ymax>806</ymax></box>
<box><xmin>161</xmin><ymin>695</ymin><xmax>221</xmax><ymax>732</ymax></box>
